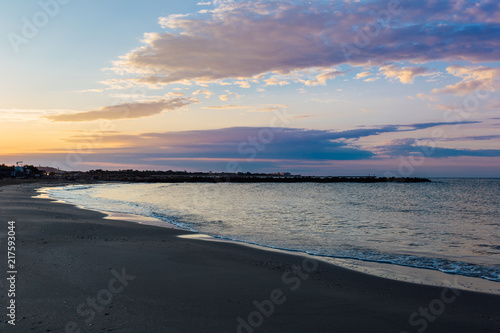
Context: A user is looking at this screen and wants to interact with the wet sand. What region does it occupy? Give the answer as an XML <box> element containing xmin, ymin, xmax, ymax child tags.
<box><xmin>0</xmin><ymin>182</ymin><xmax>499</xmax><ymax>332</ymax></box>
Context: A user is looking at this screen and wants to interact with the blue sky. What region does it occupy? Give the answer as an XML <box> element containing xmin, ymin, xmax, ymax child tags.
<box><xmin>1</xmin><ymin>0</ymin><xmax>499</xmax><ymax>176</ymax></box>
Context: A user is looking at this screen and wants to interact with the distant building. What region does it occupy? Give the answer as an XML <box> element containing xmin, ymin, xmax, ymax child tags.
<box><xmin>37</xmin><ymin>166</ymin><xmax>64</xmax><ymax>175</ymax></box>
<box><xmin>273</xmin><ymin>172</ymin><xmax>292</xmax><ymax>177</ymax></box>
<box><xmin>12</xmin><ymin>166</ymin><xmax>24</xmax><ymax>177</ymax></box>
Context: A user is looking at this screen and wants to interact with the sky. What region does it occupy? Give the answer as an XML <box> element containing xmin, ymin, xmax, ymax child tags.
<box><xmin>1</xmin><ymin>0</ymin><xmax>499</xmax><ymax>177</ymax></box>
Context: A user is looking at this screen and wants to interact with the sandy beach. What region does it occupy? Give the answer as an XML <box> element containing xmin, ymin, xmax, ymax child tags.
<box><xmin>1</xmin><ymin>181</ymin><xmax>499</xmax><ymax>333</ymax></box>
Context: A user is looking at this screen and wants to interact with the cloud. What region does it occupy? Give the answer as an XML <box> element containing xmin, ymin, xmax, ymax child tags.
<box><xmin>303</xmin><ymin>70</ymin><xmax>347</xmax><ymax>86</ymax></box>
<box><xmin>58</xmin><ymin>121</ymin><xmax>478</xmax><ymax>166</ymax></box>
<box><xmin>201</xmin><ymin>105</ymin><xmax>252</xmax><ymax>109</ymax></box>
<box><xmin>249</xmin><ymin>104</ymin><xmax>289</xmax><ymax>112</ymax></box>
<box><xmin>169</xmin><ymin>92</ymin><xmax>186</xmax><ymax>97</ymax></box>
<box><xmin>158</xmin><ymin>14</ymin><xmax>192</xmax><ymax>29</ymax></box>
<box><xmin>264</xmin><ymin>77</ymin><xmax>290</xmax><ymax>86</ymax></box>
<box><xmin>235</xmin><ymin>80</ymin><xmax>251</xmax><ymax>88</ymax></box>
<box><xmin>24</xmin><ymin>120</ymin><xmax>492</xmax><ymax>174</ymax></box>
<box><xmin>379</xmin><ymin>65</ymin><xmax>431</xmax><ymax>84</ymax></box>
<box><xmin>381</xmin><ymin>138</ymin><xmax>500</xmax><ymax>158</ymax></box>
<box><xmin>67</xmin><ymin>127</ymin><xmax>374</xmax><ymax>161</ymax></box>
<box><xmin>355</xmin><ymin>72</ymin><xmax>372</xmax><ymax>79</ymax></box>
<box><xmin>432</xmin><ymin>66</ymin><xmax>500</xmax><ymax>95</ymax></box>
<box><xmin>434</xmin><ymin>104</ymin><xmax>461</xmax><ymax>111</ymax></box>
<box><xmin>416</xmin><ymin>93</ymin><xmax>437</xmax><ymax>101</ymax></box>
<box><xmin>193</xmin><ymin>89</ymin><xmax>213</xmax><ymax>98</ymax></box>
<box><xmin>0</xmin><ymin>109</ymin><xmax>69</xmax><ymax>122</ymax></box>
<box><xmin>329</xmin><ymin>121</ymin><xmax>478</xmax><ymax>142</ymax></box>
<box><xmin>364</xmin><ymin>77</ymin><xmax>379</xmax><ymax>82</ymax></box>
<box><xmin>108</xmin><ymin>0</ymin><xmax>500</xmax><ymax>87</ymax></box>
<box><xmin>45</xmin><ymin>98</ymin><xmax>194</xmax><ymax>122</ymax></box>
<box><xmin>442</xmin><ymin>135</ymin><xmax>500</xmax><ymax>141</ymax></box>
<box><xmin>217</xmin><ymin>90</ymin><xmax>242</xmax><ymax>101</ymax></box>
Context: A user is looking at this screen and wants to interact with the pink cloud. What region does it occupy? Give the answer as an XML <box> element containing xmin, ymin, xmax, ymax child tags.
<box><xmin>379</xmin><ymin>65</ymin><xmax>431</xmax><ymax>84</ymax></box>
<box><xmin>45</xmin><ymin>98</ymin><xmax>195</xmax><ymax>122</ymax></box>
<box><xmin>432</xmin><ymin>66</ymin><xmax>500</xmax><ymax>95</ymax></box>
<box><xmin>108</xmin><ymin>0</ymin><xmax>500</xmax><ymax>87</ymax></box>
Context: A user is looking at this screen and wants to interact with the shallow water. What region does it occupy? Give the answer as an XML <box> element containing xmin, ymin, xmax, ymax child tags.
<box><xmin>46</xmin><ymin>178</ymin><xmax>500</xmax><ymax>282</ymax></box>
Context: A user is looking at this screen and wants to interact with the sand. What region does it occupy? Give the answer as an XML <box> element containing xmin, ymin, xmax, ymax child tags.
<box><xmin>0</xmin><ymin>181</ymin><xmax>499</xmax><ymax>332</ymax></box>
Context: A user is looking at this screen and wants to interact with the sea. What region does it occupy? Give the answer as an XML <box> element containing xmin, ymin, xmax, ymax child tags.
<box><xmin>43</xmin><ymin>178</ymin><xmax>500</xmax><ymax>287</ymax></box>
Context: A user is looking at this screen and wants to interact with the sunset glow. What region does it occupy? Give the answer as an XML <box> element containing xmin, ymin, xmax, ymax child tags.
<box><xmin>1</xmin><ymin>0</ymin><xmax>499</xmax><ymax>176</ymax></box>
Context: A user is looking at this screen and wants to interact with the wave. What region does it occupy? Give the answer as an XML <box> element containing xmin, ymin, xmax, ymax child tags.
<box><xmin>45</xmin><ymin>183</ymin><xmax>500</xmax><ymax>283</ymax></box>
<box><xmin>191</xmin><ymin>234</ymin><xmax>500</xmax><ymax>282</ymax></box>
<box><xmin>55</xmin><ymin>185</ymin><xmax>94</xmax><ymax>191</ymax></box>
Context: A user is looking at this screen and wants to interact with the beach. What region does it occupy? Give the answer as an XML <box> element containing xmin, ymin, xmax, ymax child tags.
<box><xmin>1</xmin><ymin>181</ymin><xmax>499</xmax><ymax>333</ymax></box>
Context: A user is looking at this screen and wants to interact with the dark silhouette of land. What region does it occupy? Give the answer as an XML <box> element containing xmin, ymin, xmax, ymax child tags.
<box><xmin>0</xmin><ymin>164</ymin><xmax>430</xmax><ymax>183</ymax></box>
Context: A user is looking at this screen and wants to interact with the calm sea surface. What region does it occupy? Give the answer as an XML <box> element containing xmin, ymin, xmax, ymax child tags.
<box><xmin>46</xmin><ymin>178</ymin><xmax>500</xmax><ymax>282</ymax></box>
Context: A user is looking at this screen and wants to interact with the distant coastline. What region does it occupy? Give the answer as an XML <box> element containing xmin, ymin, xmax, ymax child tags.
<box><xmin>0</xmin><ymin>165</ymin><xmax>431</xmax><ymax>183</ymax></box>
<box><xmin>83</xmin><ymin>173</ymin><xmax>431</xmax><ymax>183</ymax></box>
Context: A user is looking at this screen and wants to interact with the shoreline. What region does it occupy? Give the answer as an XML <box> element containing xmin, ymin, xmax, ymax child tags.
<box><xmin>1</xmin><ymin>182</ymin><xmax>499</xmax><ymax>332</ymax></box>
<box><xmin>39</xmin><ymin>183</ymin><xmax>500</xmax><ymax>296</ymax></box>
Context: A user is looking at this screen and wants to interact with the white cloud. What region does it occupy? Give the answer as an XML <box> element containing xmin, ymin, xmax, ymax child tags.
<box><xmin>235</xmin><ymin>80</ymin><xmax>251</xmax><ymax>88</ymax></box>
<box><xmin>169</xmin><ymin>92</ymin><xmax>186</xmax><ymax>97</ymax></box>
<box><xmin>355</xmin><ymin>71</ymin><xmax>372</xmax><ymax>79</ymax></box>
<box><xmin>218</xmin><ymin>90</ymin><xmax>242</xmax><ymax>101</ymax></box>
<box><xmin>193</xmin><ymin>90</ymin><xmax>213</xmax><ymax>98</ymax></box>
<box><xmin>379</xmin><ymin>65</ymin><xmax>431</xmax><ymax>84</ymax></box>
<box><xmin>158</xmin><ymin>14</ymin><xmax>191</xmax><ymax>29</ymax></box>
<box><xmin>264</xmin><ymin>77</ymin><xmax>290</xmax><ymax>86</ymax></box>
<box><xmin>303</xmin><ymin>70</ymin><xmax>346</xmax><ymax>86</ymax></box>
<box><xmin>432</xmin><ymin>66</ymin><xmax>500</xmax><ymax>95</ymax></box>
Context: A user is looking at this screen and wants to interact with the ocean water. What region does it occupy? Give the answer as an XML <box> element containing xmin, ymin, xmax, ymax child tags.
<box><xmin>45</xmin><ymin>179</ymin><xmax>500</xmax><ymax>282</ymax></box>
